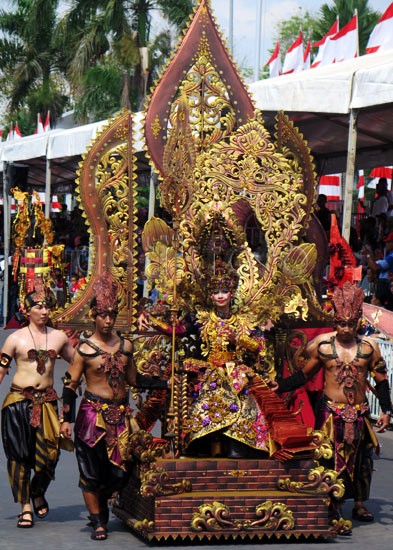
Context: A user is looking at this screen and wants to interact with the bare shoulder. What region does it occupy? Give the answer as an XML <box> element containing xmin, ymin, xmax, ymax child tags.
<box><xmin>307</xmin><ymin>331</ymin><xmax>335</xmax><ymax>352</ymax></box>
<box><xmin>47</xmin><ymin>327</ymin><xmax>70</xmax><ymax>345</ymax></box>
<box><xmin>361</xmin><ymin>335</ymin><xmax>381</xmax><ymax>352</ymax></box>
<box><xmin>122</xmin><ymin>336</ymin><xmax>133</xmax><ymax>352</ymax></box>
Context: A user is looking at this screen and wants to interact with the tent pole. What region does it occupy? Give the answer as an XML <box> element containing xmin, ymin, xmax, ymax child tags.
<box><xmin>2</xmin><ymin>163</ymin><xmax>11</xmax><ymax>326</ymax></box>
<box><xmin>44</xmin><ymin>158</ymin><xmax>51</xmax><ymax>218</ymax></box>
<box><xmin>342</xmin><ymin>108</ymin><xmax>358</xmax><ymax>243</ymax></box>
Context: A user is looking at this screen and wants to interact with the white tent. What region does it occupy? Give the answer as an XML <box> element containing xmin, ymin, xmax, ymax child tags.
<box><xmin>249</xmin><ymin>49</ymin><xmax>393</xmax><ymax>241</ymax></box>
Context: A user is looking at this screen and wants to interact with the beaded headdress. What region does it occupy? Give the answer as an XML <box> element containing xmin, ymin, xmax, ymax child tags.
<box><xmin>331</xmin><ymin>282</ymin><xmax>364</xmax><ymax>322</ymax></box>
<box><xmin>90</xmin><ymin>271</ymin><xmax>119</xmax><ymax>317</ymax></box>
<box><xmin>24</xmin><ymin>276</ymin><xmax>56</xmax><ymax>311</ymax></box>
<box><xmin>207</xmin><ymin>260</ymin><xmax>238</xmax><ymax>294</ymax></box>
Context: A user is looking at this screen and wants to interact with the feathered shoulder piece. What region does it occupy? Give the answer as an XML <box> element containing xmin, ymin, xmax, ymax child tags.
<box><xmin>332</xmin><ymin>281</ymin><xmax>364</xmax><ymax>322</ymax></box>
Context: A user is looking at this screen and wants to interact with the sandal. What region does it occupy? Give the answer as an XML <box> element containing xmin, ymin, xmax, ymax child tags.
<box><xmin>89</xmin><ymin>513</ymin><xmax>108</xmax><ymax>541</ymax></box>
<box><xmin>32</xmin><ymin>495</ymin><xmax>49</xmax><ymax>519</ymax></box>
<box><xmin>17</xmin><ymin>511</ymin><xmax>34</xmax><ymax>529</ymax></box>
<box><xmin>352</xmin><ymin>505</ymin><xmax>374</xmax><ymax>522</ymax></box>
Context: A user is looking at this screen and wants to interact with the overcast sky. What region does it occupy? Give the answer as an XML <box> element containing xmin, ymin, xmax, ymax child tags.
<box><xmin>207</xmin><ymin>0</ymin><xmax>390</xmax><ymax>75</ymax></box>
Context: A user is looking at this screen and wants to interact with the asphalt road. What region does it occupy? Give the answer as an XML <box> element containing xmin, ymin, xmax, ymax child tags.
<box><xmin>1</xmin><ymin>328</ymin><xmax>392</xmax><ymax>550</ymax></box>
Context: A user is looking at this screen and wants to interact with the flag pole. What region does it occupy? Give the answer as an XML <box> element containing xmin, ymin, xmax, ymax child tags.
<box><xmin>254</xmin><ymin>0</ymin><xmax>263</xmax><ymax>81</ymax></box>
<box><xmin>229</xmin><ymin>0</ymin><xmax>234</xmax><ymax>53</ymax></box>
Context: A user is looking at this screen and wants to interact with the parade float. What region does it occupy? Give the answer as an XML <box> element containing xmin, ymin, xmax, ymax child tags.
<box><xmin>10</xmin><ymin>0</ymin><xmax>353</xmax><ymax>542</ymax></box>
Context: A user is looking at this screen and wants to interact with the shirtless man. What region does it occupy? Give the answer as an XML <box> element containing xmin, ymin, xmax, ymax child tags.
<box><xmin>0</xmin><ymin>282</ymin><xmax>74</xmax><ymax>529</ymax></box>
<box><xmin>60</xmin><ymin>272</ymin><xmax>170</xmax><ymax>541</ymax></box>
<box><xmin>275</xmin><ymin>282</ymin><xmax>392</xmax><ymax>534</ymax></box>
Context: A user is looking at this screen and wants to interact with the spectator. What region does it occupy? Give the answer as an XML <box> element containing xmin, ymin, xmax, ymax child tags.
<box><xmin>361</xmin><ymin>231</ymin><xmax>393</xmax><ymax>281</ymax></box>
<box><xmin>315</xmin><ymin>194</ymin><xmax>332</xmax><ymax>238</ymax></box>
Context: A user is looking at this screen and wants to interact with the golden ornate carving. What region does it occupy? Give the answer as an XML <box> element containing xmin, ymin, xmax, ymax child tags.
<box><xmin>278</xmin><ymin>465</ymin><xmax>345</xmax><ymax>499</ymax></box>
<box><xmin>190</xmin><ymin>500</ymin><xmax>295</xmax><ymax>532</ymax></box>
<box><xmin>140</xmin><ymin>464</ymin><xmax>192</xmax><ymax>497</ymax></box>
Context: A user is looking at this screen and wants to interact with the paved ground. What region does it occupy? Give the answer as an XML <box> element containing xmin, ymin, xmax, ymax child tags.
<box><xmin>0</xmin><ymin>327</ymin><xmax>393</xmax><ymax>550</ymax></box>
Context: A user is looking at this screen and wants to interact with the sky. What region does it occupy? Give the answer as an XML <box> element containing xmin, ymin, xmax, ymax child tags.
<box><xmin>203</xmin><ymin>0</ymin><xmax>391</xmax><ymax>77</ymax></box>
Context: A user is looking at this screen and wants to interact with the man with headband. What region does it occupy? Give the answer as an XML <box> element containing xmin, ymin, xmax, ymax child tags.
<box><xmin>0</xmin><ymin>277</ymin><xmax>75</xmax><ymax>529</ymax></box>
<box><xmin>273</xmin><ymin>281</ymin><xmax>392</xmax><ymax>535</ymax></box>
<box><xmin>60</xmin><ymin>271</ymin><xmax>172</xmax><ymax>541</ymax></box>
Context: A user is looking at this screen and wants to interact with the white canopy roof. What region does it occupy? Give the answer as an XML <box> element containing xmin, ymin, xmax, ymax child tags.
<box><xmin>249</xmin><ymin>50</ymin><xmax>393</xmax><ymax>174</ymax></box>
<box><xmin>249</xmin><ymin>50</ymin><xmax>393</xmax><ymax>114</ymax></box>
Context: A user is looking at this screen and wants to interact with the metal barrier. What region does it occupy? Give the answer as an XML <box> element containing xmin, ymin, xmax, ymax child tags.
<box><xmin>368</xmin><ymin>338</ymin><xmax>393</xmax><ymax>422</ymax></box>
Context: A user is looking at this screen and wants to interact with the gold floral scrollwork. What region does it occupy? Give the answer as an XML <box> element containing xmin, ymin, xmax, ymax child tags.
<box><xmin>191</xmin><ymin>502</ymin><xmax>242</xmax><ymax>532</ymax></box>
<box><xmin>140</xmin><ymin>464</ymin><xmax>192</xmax><ymax>497</ymax></box>
<box><xmin>133</xmin><ymin>518</ymin><xmax>155</xmax><ymax>533</ymax></box>
<box><xmin>244</xmin><ymin>501</ymin><xmax>295</xmax><ymax>531</ymax></box>
<box><xmin>151</xmin><ymin>114</ymin><xmax>162</xmax><ymax>138</ymax></box>
<box><xmin>190</xmin><ymin>500</ymin><xmax>295</xmax><ymax>532</ymax></box>
<box><xmin>312</xmin><ymin>430</ymin><xmax>334</xmax><ymax>461</ymax></box>
<box><xmin>278</xmin><ymin>466</ymin><xmax>345</xmax><ymax>499</ymax></box>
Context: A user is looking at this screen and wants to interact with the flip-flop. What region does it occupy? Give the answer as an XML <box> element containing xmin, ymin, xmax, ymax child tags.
<box><xmin>32</xmin><ymin>496</ymin><xmax>49</xmax><ymax>519</ymax></box>
<box><xmin>17</xmin><ymin>511</ymin><xmax>34</xmax><ymax>528</ymax></box>
<box><xmin>352</xmin><ymin>506</ymin><xmax>374</xmax><ymax>522</ymax></box>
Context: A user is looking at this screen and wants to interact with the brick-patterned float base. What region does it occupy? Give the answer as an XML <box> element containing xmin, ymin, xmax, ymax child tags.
<box><xmin>113</xmin><ymin>457</ymin><xmax>334</xmax><ymax>542</ymax></box>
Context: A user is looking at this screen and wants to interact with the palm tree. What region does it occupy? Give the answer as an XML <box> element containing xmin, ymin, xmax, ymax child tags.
<box><xmin>56</xmin><ymin>0</ymin><xmax>193</xmax><ymax>117</ymax></box>
<box><xmin>0</xmin><ymin>0</ymin><xmax>68</xmax><ymax>133</ymax></box>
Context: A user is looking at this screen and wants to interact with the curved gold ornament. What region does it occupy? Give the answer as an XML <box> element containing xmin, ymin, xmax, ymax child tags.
<box><xmin>140</xmin><ymin>464</ymin><xmax>192</xmax><ymax>497</ymax></box>
<box><xmin>278</xmin><ymin>465</ymin><xmax>345</xmax><ymax>499</ymax></box>
<box><xmin>52</xmin><ymin>110</ymin><xmax>138</xmax><ymax>330</ymax></box>
<box><xmin>190</xmin><ymin>500</ymin><xmax>295</xmax><ymax>532</ymax></box>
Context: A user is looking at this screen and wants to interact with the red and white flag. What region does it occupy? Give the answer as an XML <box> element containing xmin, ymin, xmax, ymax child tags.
<box><xmin>356</xmin><ymin>170</ymin><xmax>366</xmax><ymax>235</ymax></box>
<box><xmin>318</xmin><ymin>174</ymin><xmax>341</xmax><ymax>200</ymax></box>
<box><xmin>282</xmin><ymin>32</ymin><xmax>304</xmax><ymax>74</ymax></box>
<box><xmin>303</xmin><ymin>39</ymin><xmax>311</xmax><ymax>70</ymax></box>
<box><xmin>311</xmin><ymin>19</ymin><xmax>339</xmax><ymax>68</ymax></box>
<box><xmin>330</xmin><ymin>13</ymin><xmax>358</xmax><ymax>63</ymax></box>
<box><xmin>366</xmin><ymin>3</ymin><xmax>393</xmax><ymax>54</ymax></box>
<box><xmin>43</xmin><ymin>111</ymin><xmax>50</xmax><ymax>132</ymax></box>
<box><xmin>6</xmin><ymin>122</ymin><xmax>14</xmax><ymax>141</ymax></box>
<box><xmin>14</xmin><ymin>122</ymin><xmax>23</xmax><ymax>140</ymax></box>
<box><xmin>368</xmin><ymin>166</ymin><xmax>393</xmax><ymax>189</ymax></box>
<box><xmin>264</xmin><ymin>41</ymin><xmax>281</xmax><ymax>78</ymax></box>
<box><xmin>35</xmin><ymin>113</ymin><xmax>45</xmax><ymax>134</ymax></box>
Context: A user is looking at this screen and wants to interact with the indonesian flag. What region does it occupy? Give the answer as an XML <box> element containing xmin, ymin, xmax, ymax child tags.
<box><xmin>303</xmin><ymin>39</ymin><xmax>311</xmax><ymax>70</ymax></box>
<box><xmin>43</xmin><ymin>111</ymin><xmax>50</xmax><ymax>132</ymax></box>
<box><xmin>330</xmin><ymin>13</ymin><xmax>358</xmax><ymax>63</ymax></box>
<box><xmin>366</xmin><ymin>3</ymin><xmax>393</xmax><ymax>54</ymax></box>
<box><xmin>6</xmin><ymin>122</ymin><xmax>14</xmax><ymax>141</ymax></box>
<box><xmin>368</xmin><ymin>166</ymin><xmax>393</xmax><ymax>189</ymax></box>
<box><xmin>311</xmin><ymin>19</ymin><xmax>339</xmax><ymax>68</ymax></box>
<box><xmin>318</xmin><ymin>173</ymin><xmax>341</xmax><ymax>200</ymax></box>
<box><xmin>35</xmin><ymin>113</ymin><xmax>45</xmax><ymax>134</ymax></box>
<box><xmin>282</xmin><ymin>32</ymin><xmax>304</xmax><ymax>74</ymax></box>
<box><xmin>14</xmin><ymin>122</ymin><xmax>22</xmax><ymax>140</ymax></box>
<box><xmin>356</xmin><ymin>169</ymin><xmax>365</xmax><ymax>234</ymax></box>
<box><xmin>264</xmin><ymin>41</ymin><xmax>281</xmax><ymax>78</ymax></box>
<box><xmin>36</xmin><ymin>192</ymin><xmax>62</xmax><ymax>212</ymax></box>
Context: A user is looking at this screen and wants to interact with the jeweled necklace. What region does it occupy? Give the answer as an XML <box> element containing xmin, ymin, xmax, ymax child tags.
<box><xmin>27</xmin><ymin>326</ymin><xmax>51</xmax><ymax>375</ymax></box>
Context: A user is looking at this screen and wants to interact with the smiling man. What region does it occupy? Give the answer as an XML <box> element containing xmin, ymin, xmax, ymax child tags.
<box><xmin>0</xmin><ymin>278</ymin><xmax>74</xmax><ymax>529</ymax></box>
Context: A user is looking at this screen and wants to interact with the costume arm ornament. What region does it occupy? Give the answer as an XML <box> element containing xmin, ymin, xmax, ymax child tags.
<box><xmin>277</xmin><ymin>370</ymin><xmax>307</xmax><ymax>393</ymax></box>
<box><xmin>135</xmin><ymin>371</ymin><xmax>169</xmax><ymax>390</ymax></box>
<box><xmin>375</xmin><ymin>379</ymin><xmax>393</xmax><ymax>414</ymax></box>
<box><xmin>370</xmin><ymin>358</ymin><xmax>388</xmax><ymax>377</ymax></box>
<box><xmin>0</xmin><ymin>353</ymin><xmax>12</xmax><ymax>370</ymax></box>
<box><xmin>237</xmin><ymin>334</ymin><xmax>260</xmax><ymax>353</ymax></box>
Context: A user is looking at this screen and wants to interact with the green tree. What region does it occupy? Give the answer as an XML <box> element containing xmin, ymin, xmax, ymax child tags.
<box><xmin>275</xmin><ymin>9</ymin><xmax>318</xmax><ymax>54</ymax></box>
<box><xmin>0</xmin><ymin>0</ymin><xmax>68</xmax><ymax>134</ymax></box>
<box><xmin>57</xmin><ymin>0</ymin><xmax>193</xmax><ymax>119</ymax></box>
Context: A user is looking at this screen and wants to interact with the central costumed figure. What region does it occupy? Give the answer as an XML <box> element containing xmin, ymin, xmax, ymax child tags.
<box><xmin>182</xmin><ymin>260</ymin><xmax>270</xmax><ymax>458</ymax></box>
